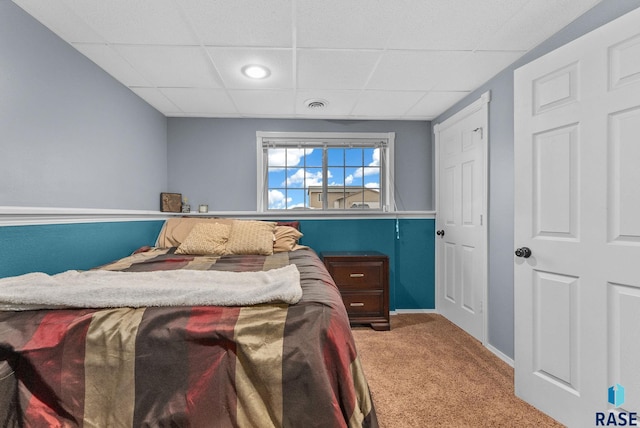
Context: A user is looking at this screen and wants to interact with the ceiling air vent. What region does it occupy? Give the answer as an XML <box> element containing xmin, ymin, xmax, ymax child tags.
<box><xmin>304</xmin><ymin>98</ymin><xmax>328</xmax><ymax>110</ymax></box>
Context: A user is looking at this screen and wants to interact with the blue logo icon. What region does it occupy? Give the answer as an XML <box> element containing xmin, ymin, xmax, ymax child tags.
<box><xmin>609</xmin><ymin>384</ymin><xmax>625</xmax><ymax>408</ymax></box>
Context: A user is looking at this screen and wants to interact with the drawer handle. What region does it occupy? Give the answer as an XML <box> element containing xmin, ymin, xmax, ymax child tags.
<box><xmin>350</xmin><ymin>302</ymin><xmax>365</xmax><ymax>307</ymax></box>
<box><xmin>349</xmin><ymin>273</ymin><xmax>365</xmax><ymax>278</ymax></box>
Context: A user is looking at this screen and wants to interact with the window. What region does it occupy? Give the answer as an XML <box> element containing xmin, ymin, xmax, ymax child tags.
<box><xmin>257</xmin><ymin>132</ymin><xmax>395</xmax><ymax>212</ymax></box>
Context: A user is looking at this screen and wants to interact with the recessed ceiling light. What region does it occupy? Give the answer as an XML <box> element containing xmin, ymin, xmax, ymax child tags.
<box><xmin>241</xmin><ymin>64</ymin><xmax>270</xmax><ymax>79</ymax></box>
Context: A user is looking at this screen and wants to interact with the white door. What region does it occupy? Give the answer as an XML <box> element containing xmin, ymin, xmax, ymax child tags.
<box><xmin>435</xmin><ymin>92</ymin><xmax>489</xmax><ymax>343</ymax></box>
<box><xmin>514</xmin><ymin>7</ymin><xmax>640</xmax><ymax>427</ymax></box>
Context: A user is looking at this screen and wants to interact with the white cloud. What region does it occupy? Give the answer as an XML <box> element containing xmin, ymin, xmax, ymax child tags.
<box><xmin>287</xmin><ymin>203</ymin><xmax>307</xmax><ymax>209</ymax></box>
<box><xmin>286</xmin><ymin>168</ymin><xmax>330</xmax><ymax>187</ymax></box>
<box><xmin>345</xmin><ymin>148</ymin><xmax>380</xmax><ymax>185</ymax></box>
<box><xmin>268</xmin><ymin>148</ymin><xmax>314</xmax><ymax>170</ymax></box>
<box><xmin>268</xmin><ymin>189</ymin><xmax>291</xmax><ymax>209</ymax></box>
<box><xmin>365</xmin><ymin>182</ymin><xmax>380</xmax><ymax>189</ymax></box>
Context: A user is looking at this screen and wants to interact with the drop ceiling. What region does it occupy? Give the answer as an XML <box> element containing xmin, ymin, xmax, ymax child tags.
<box><xmin>13</xmin><ymin>0</ymin><xmax>601</xmax><ymax>120</ymax></box>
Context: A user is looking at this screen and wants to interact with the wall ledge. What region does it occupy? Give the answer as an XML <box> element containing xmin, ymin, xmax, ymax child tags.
<box><xmin>0</xmin><ymin>206</ymin><xmax>436</xmax><ymax>226</ymax></box>
<box><xmin>0</xmin><ymin>206</ymin><xmax>168</xmax><ymax>226</ymax></box>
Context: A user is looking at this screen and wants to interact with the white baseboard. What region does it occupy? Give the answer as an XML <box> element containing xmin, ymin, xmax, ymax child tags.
<box><xmin>485</xmin><ymin>343</ymin><xmax>514</xmax><ymax>367</ymax></box>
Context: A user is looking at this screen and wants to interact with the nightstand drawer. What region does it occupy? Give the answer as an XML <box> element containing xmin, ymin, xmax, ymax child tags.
<box><xmin>327</xmin><ymin>262</ymin><xmax>383</xmax><ymax>290</ymax></box>
<box><xmin>341</xmin><ymin>293</ymin><xmax>383</xmax><ymax>316</ymax></box>
<box><xmin>321</xmin><ymin>251</ymin><xmax>390</xmax><ymax>331</ymax></box>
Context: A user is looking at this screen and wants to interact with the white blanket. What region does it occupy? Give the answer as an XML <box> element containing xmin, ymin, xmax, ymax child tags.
<box><xmin>0</xmin><ymin>265</ymin><xmax>302</xmax><ymax>311</ymax></box>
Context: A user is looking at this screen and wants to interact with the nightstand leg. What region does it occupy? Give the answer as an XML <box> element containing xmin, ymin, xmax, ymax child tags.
<box><xmin>370</xmin><ymin>322</ymin><xmax>390</xmax><ymax>331</ymax></box>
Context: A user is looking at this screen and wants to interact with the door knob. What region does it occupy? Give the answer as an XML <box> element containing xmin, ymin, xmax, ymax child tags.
<box><xmin>515</xmin><ymin>247</ymin><xmax>532</xmax><ymax>258</ymax></box>
<box><xmin>436</xmin><ymin>230</ymin><xmax>445</xmax><ymax>237</ymax></box>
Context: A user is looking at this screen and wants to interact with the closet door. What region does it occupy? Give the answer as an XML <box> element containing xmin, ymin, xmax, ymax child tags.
<box><xmin>435</xmin><ymin>93</ymin><xmax>488</xmax><ymax>343</ymax></box>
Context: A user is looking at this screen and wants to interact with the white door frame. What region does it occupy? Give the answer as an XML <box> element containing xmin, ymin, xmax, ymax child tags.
<box><xmin>434</xmin><ymin>91</ymin><xmax>490</xmax><ymax>344</ymax></box>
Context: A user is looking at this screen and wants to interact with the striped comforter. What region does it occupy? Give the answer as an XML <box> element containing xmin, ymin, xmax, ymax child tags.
<box><xmin>0</xmin><ymin>248</ymin><xmax>378</xmax><ymax>427</ymax></box>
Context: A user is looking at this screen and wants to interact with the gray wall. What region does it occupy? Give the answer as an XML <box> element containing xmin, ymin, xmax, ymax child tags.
<box><xmin>167</xmin><ymin>118</ymin><xmax>432</xmax><ymax>212</ymax></box>
<box><xmin>433</xmin><ymin>0</ymin><xmax>640</xmax><ymax>359</ymax></box>
<box><xmin>0</xmin><ymin>0</ymin><xmax>167</xmax><ymax>210</ymax></box>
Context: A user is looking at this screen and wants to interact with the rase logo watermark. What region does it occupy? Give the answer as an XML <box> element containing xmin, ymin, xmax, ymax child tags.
<box><xmin>596</xmin><ymin>384</ymin><xmax>637</xmax><ymax>426</ymax></box>
<box><xmin>610</xmin><ymin>384</ymin><xmax>626</xmax><ymax>408</ymax></box>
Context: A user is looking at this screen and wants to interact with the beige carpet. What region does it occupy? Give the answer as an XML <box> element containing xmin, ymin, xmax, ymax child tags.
<box><xmin>351</xmin><ymin>314</ymin><xmax>564</xmax><ymax>428</ymax></box>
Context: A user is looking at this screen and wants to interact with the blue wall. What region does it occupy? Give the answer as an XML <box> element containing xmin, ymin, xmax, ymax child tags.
<box><xmin>0</xmin><ymin>221</ymin><xmax>165</xmax><ymax>278</ymax></box>
<box><xmin>293</xmin><ymin>218</ymin><xmax>435</xmax><ymax>311</ymax></box>
<box><xmin>0</xmin><ymin>218</ymin><xmax>435</xmax><ymax>311</ymax></box>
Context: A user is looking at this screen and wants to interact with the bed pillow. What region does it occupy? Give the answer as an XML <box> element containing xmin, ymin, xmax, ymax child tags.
<box><xmin>226</xmin><ymin>220</ymin><xmax>276</xmax><ymax>255</ymax></box>
<box><xmin>276</xmin><ymin>221</ymin><xmax>300</xmax><ymax>230</ymax></box>
<box><xmin>175</xmin><ymin>222</ymin><xmax>231</xmax><ymax>255</ymax></box>
<box><xmin>273</xmin><ymin>226</ymin><xmax>303</xmax><ymax>252</ymax></box>
<box><xmin>157</xmin><ymin>217</ymin><xmax>234</xmax><ymax>248</ymax></box>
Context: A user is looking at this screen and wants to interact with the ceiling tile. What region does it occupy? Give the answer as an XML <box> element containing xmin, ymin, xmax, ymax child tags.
<box><xmin>351</xmin><ymin>91</ymin><xmax>425</xmax><ymax>118</ymax></box>
<box><xmin>297</xmin><ymin>49</ymin><xmax>382</xmax><ymax>90</ymax></box>
<box><xmin>73</xmin><ymin>43</ymin><xmax>150</xmax><ymax>87</ymax></box>
<box><xmin>114</xmin><ymin>46</ymin><xmax>221</xmax><ymax>88</ymax></box>
<box><xmin>177</xmin><ymin>0</ymin><xmax>292</xmax><ymax>47</ymax></box>
<box><xmin>160</xmin><ymin>88</ymin><xmax>236</xmax><ymax>116</ymax></box>
<box><xmin>12</xmin><ymin>0</ymin><xmax>605</xmax><ymax>119</ymax></box>
<box><xmin>295</xmin><ymin>90</ymin><xmax>360</xmax><ymax>116</ymax></box>
<box><xmin>387</xmin><ymin>0</ymin><xmax>529</xmax><ymax>51</ymax></box>
<box><xmin>296</xmin><ymin>0</ymin><xmax>405</xmax><ymax>49</ymax></box>
<box><xmin>478</xmin><ymin>0</ymin><xmax>603</xmax><ymax>50</ymax></box>
<box><xmin>60</xmin><ymin>0</ymin><xmax>198</xmax><ymax>45</ymax></box>
<box><xmin>207</xmin><ymin>48</ymin><xmax>293</xmax><ymax>90</ymax></box>
<box><xmin>13</xmin><ymin>0</ymin><xmax>105</xmax><ymax>42</ymax></box>
<box><xmin>367</xmin><ymin>50</ymin><xmax>469</xmax><ymax>91</ymax></box>
<box><xmin>130</xmin><ymin>87</ymin><xmax>181</xmax><ymax>115</ymax></box>
<box><xmin>405</xmin><ymin>91</ymin><xmax>471</xmax><ymax>118</ymax></box>
<box><xmin>228</xmin><ymin>90</ymin><xmax>295</xmax><ymax>116</ymax></box>
<box><xmin>432</xmin><ymin>51</ymin><xmax>525</xmax><ymax>91</ymax></box>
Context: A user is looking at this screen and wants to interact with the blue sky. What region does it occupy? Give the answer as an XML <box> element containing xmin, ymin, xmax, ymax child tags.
<box><xmin>267</xmin><ymin>147</ymin><xmax>380</xmax><ymax>209</ymax></box>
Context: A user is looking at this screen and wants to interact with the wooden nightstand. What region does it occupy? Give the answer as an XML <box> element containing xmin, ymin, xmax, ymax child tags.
<box><xmin>321</xmin><ymin>251</ymin><xmax>390</xmax><ymax>331</ymax></box>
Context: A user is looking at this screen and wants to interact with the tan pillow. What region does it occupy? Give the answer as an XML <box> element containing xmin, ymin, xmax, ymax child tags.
<box><xmin>157</xmin><ymin>217</ymin><xmax>234</xmax><ymax>248</ymax></box>
<box><xmin>226</xmin><ymin>220</ymin><xmax>276</xmax><ymax>255</ymax></box>
<box><xmin>175</xmin><ymin>222</ymin><xmax>231</xmax><ymax>255</ymax></box>
<box><xmin>273</xmin><ymin>226</ymin><xmax>303</xmax><ymax>252</ymax></box>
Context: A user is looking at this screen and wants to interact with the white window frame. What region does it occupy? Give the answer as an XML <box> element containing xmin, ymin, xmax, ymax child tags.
<box><xmin>256</xmin><ymin>131</ymin><xmax>395</xmax><ymax>213</ymax></box>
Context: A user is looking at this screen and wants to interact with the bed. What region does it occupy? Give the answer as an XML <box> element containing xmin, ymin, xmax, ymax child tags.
<box><xmin>0</xmin><ymin>218</ymin><xmax>378</xmax><ymax>427</ymax></box>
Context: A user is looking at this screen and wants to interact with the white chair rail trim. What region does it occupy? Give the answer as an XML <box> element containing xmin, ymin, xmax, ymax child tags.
<box><xmin>0</xmin><ymin>206</ymin><xmax>436</xmax><ymax>227</ymax></box>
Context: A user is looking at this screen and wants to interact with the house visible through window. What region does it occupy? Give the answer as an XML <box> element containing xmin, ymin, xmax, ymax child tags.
<box><xmin>256</xmin><ymin>132</ymin><xmax>395</xmax><ymax>212</ymax></box>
